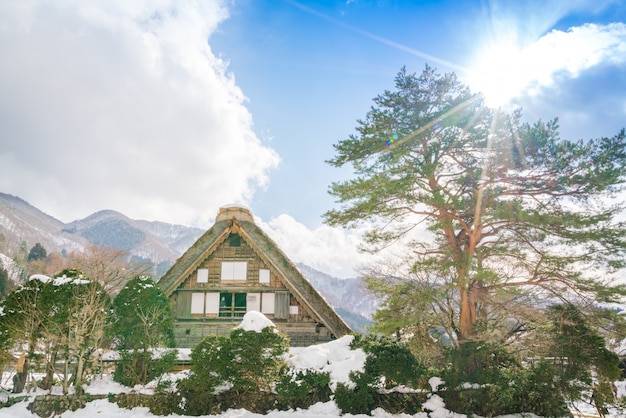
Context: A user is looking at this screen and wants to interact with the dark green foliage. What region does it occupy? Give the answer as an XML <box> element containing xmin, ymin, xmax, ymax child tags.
<box><xmin>439</xmin><ymin>306</ymin><xmax>622</xmax><ymax>417</ymax></box>
<box><xmin>110</xmin><ymin>276</ymin><xmax>175</xmax><ymax>350</ymax></box>
<box><xmin>27</xmin><ymin>243</ymin><xmax>46</xmax><ymax>261</ymax></box>
<box><xmin>335</xmin><ymin>334</ymin><xmax>427</xmax><ymax>416</ymax></box>
<box><xmin>0</xmin><ymin>276</ymin><xmax>57</xmax><ymax>392</ymax></box>
<box><xmin>0</xmin><ymin>298</ymin><xmax>11</xmax><ymax>371</ymax></box>
<box><xmin>178</xmin><ymin>324</ymin><xmax>290</xmax><ymax>415</ymax></box>
<box><xmin>178</xmin><ymin>334</ymin><xmax>231</xmax><ymax>411</ymax></box>
<box><xmin>113</xmin><ymin>349</ymin><xmax>177</xmax><ymax>387</ymax></box>
<box><xmin>443</xmin><ymin>341</ymin><xmax>518</xmax><ymax>387</ymax></box>
<box><xmin>228</xmin><ymin>327</ymin><xmax>290</xmax><ymax>394</ymax></box>
<box><xmin>325</xmin><ymin>64</ymin><xmax>626</xmax><ymax>343</ymax></box>
<box><xmin>442</xmin><ymin>363</ymin><xmax>569</xmax><ymax>418</ymax></box>
<box><xmin>114</xmin><ymin>392</ymin><xmax>183</xmax><ymax>416</ymax></box>
<box><xmin>275</xmin><ymin>370</ymin><xmax>331</xmax><ymax>409</ymax></box>
<box><xmin>27</xmin><ymin>394</ymin><xmax>104</xmax><ymax>417</ymax></box>
<box><xmin>440</xmin><ymin>342</ymin><xmax>569</xmax><ymax>417</ymax></box>
<box><xmin>542</xmin><ymin>304</ymin><xmax>621</xmax><ymax>405</ymax></box>
<box><xmin>0</xmin><ymin>266</ymin><xmax>9</xmax><ymax>296</ymax></box>
<box><xmin>334</xmin><ymin>379</ymin><xmax>377</xmax><ymax>415</ymax></box>
<box><xmin>51</xmin><ymin>269</ymin><xmax>111</xmax><ymax>393</ymax></box>
<box><xmin>351</xmin><ymin>333</ymin><xmax>426</xmax><ymax>389</ymax></box>
<box><xmin>110</xmin><ymin>276</ymin><xmax>176</xmax><ymax>387</ymax></box>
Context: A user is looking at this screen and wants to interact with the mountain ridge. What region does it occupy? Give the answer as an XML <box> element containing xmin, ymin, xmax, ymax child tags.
<box><xmin>0</xmin><ymin>193</ymin><xmax>376</xmax><ymax>328</ymax></box>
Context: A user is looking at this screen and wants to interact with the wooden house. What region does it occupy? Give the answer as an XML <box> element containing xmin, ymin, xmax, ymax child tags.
<box><xmin>157</xmin><ymin>205</ymin><xmax>352</xmax><ymax>347</ymax></box>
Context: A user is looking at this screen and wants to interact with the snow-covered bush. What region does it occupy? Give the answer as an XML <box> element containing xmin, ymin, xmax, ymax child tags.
<box><xmin>334</xmin><ymin>334</ymin><xmax>427</xmax><ymax>415</ymax></box>
<box><xmin>275</xmin><ymin>369</ymin><xmax>331</xmax><ymax>409</ymax></box>
<box><xmin>113</xmin><ymin>349</ymin><xmax>178</xmax><ymax>388</ymax></box>
<box><xmin>178</xmin><ymin>312</ymin><xmax>290</xmax><ymax>414</ymax></box>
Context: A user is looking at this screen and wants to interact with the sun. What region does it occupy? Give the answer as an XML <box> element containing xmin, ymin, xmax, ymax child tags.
<box><xmin>467</xmin><ymin>41</ymin><xmax>529</xmax><ymax>108</ymax></box>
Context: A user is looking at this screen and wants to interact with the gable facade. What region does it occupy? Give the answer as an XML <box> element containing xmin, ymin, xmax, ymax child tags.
<box><xmin>158</xmin><ymin>205</ymin><xmax>352</xmax><ymax>347</ymax></box>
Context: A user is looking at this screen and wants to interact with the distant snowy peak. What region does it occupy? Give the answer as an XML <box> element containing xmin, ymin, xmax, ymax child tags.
<box><xmin>296</xmin><ymin>263</ymin><xmax>379</xmax><ymax>331</ymax></box>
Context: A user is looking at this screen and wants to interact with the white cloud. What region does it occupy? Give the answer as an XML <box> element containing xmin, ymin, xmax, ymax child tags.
<box><xmin>0</xmin><ymin>0</ymin><xmax>280</xmax><ymax>227</ymax></box>
<box><xmin>469</xmin><ymin>22</ymin><xmax>626</xmax><ymax>106</ymax></box>
<box><xmin>258</xmin><ymin>214</ymin><xmax>373</xmax><ymax>278</ymax></box>
<box><xmin>524</xmin><ymin>23</ymin><xmax>626</xmax><ymax>86</ymax></box>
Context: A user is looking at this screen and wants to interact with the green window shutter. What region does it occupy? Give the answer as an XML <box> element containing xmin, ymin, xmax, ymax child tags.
<box><xmin>234</xmin><ymin>293</ymin><xmax>247</xmax><ymax>317</ymax></box>
<box><xmin>219</xmin><ymin>292</ymin><xmax>232</xmax><ymax>317</ymax></box>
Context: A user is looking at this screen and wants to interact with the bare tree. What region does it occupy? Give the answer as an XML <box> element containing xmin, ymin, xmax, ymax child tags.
<box><xmin>66</xmin><ymin>245</ymin><xmax>151</xmax><ymax>294</ymax></box>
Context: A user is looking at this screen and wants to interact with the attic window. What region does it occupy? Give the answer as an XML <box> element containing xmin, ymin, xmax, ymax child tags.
<box><xmin>229</xmin><ymin>233</ymin><xmax>241</xmax><ymax>247</ymax></box>
<box><xmin>259</xmin><ymin>269</ymin><xmax>270</xmax><ymax>284</ymax></box>
<box><xmin>197</xmin><ymin>268</ymin><xmax>208</xmax><ymax>283</ymax></box>
<box><xmin>221</xmin><ymin>261</ymin><xmax>247</xmax><ymax>281</ymax></box>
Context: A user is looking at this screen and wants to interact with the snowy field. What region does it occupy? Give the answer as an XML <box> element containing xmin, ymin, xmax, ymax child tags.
<box><xmin>1</xmin><ymin>312</ymin><xmax>624</xmax><ymax>418</ymax></box>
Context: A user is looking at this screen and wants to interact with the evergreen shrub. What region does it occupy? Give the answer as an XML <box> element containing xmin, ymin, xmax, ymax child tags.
<box><xmin>334</xmin><ymin>377</ymin><xmax>377</xmax><ymax>416</ymax></box>
<box><xmin>335</xmin><ymin>334</ymin><xmax>426</xmax><ymax>415</ymax></box>
<box><xmin>178</xmin><ymin>325</ymin><xmax>290</xmax><ymax>415</ymax></box>
<box><xmin>113</xmin><ymin>349</ymin><xmax>177</xmax><ymax>387</ymax></box>
<box><xmin>351</xmin><ymin>333</ymin><xmax>426</xmax><ymax>389</ymax></box>
<box><xmin>440</xmin><ymin>342</ymin><xmax>569</xmax><ymax>417</ymax></box>
<box><xmin>275</xmin><ymin>370</ymin><xmax>331</xmax><ymax>409</ymax></box>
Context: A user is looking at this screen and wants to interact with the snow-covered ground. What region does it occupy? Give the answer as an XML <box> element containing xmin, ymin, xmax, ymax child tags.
<box><xmin>1</xmin><ymin>312</ymin><xmax>624</xmax><ymax>418</ymax></box>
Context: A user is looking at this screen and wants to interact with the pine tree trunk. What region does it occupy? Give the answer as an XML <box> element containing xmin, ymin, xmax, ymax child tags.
<box><xmin>459</xmin><ymin>287</ymin><xmax>472</xmax><ymax>341</ymax></box>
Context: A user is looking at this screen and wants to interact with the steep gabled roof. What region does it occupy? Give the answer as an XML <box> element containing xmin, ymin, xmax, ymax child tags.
<box><xmin>157</xmin><ymin>205</ymin><xmax>352</xmax><ymax>338</ymax></box>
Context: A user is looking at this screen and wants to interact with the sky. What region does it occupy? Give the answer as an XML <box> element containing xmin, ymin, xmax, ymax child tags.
<box><xmin>1</xmin><ymin>0</ymin><xmax>626</xmax><ymax>278</ymax></box>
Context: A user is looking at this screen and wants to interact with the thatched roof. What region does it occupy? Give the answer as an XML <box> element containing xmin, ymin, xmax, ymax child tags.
<box><xmin>157</xmin><ymin>205</ymin><xmax>352</xmax><ymax>338</ymax></box>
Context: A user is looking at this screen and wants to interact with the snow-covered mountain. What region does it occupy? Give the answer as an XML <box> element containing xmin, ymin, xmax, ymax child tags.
<box><xmin>0</xmin><ymin>192</ymin><xmax>378</xmax><ymax>326</ymax></box>
<box><xmin>0</xmin><ymin>193</ymin><xmax>204</xmax><ymax>267</ymax></box>
<box><xmin>297</xmin><ymin>263</ymin><xmax>378</xmax><ymax>331</ymax></box>
<box><xmin>0</xmin><ymin>193</ymin><xmax>89</xmax><ymax>257</ymax></box>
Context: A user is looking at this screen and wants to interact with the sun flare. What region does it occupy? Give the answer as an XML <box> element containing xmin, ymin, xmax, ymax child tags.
<box><xmin>468</xmin><ymin>42</ymin><xmax>529</xmax><ymax>108</ymax></box>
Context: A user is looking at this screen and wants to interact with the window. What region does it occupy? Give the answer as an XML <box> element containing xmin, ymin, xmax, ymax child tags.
<box><xmin>259</xmin><ymin>269</ymin><xmax>270</xmax><ymax>284</ymax></box>
<box><xmin>261</xmin><ymin>293</ymin><xmax>275</xmax><ymax>314</ymax></box>
<box><xmin>205</xmin><ymin>293</ymin><xmax>219</xmax><ymax>315</ymax></box>
<box><xmin>190</xmin><ymin>293</ymin><xmax>205</xmax><ymax>314</ymax></box>
<box><xmin>247</xmin><ymin>293</ymin><xmax>260</xmax><ymax>311</ymax></box>
<box><xmin>275</xmin><ymin>292</ymin><xmax>290</xmax><ymax>319</ymax></box>
<box><xmin>219</xmin><ymin>292</ymin><xmax>247</xmax><ymax>317</ymax></box>
<box><xmin>221</xmin><ymin>261</ymin><xmax>247</xmax><ymax>281</ymax></box>
<box><xmin>197</xmin><ymin>268</ymin><xmax>208</xmax><ymax>283</ymax></box>
<box><xmin>229</xmin><ymin>233</ymin><xmax>241</xmax><ymax>247</ymax></box>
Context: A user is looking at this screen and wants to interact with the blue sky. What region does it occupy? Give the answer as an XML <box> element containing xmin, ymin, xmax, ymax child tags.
<box><xmin>210</xmin><ymin>0</ymin><xmax>626</xmax><ymax>225</ymax></box>
<box><xmin>1</xmin><ymin>1</ymin><xmax>625</xmax><ymax>277</ymax></box>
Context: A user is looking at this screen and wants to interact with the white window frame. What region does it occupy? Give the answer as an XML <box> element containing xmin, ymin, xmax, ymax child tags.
<box><xmin>197</xmin><ymin>268</ymin><xmax>209</xmax><ymax>283</ymax></box>
<box><xmin>205</xmin><ymin>293</ymin><xmax>220</xmax><ymax>315</ymax></box>
<box><xmin>261</xmin><ymin>293</ymin><xmax>275</xmax><ymax>314</ymax></box>
<box><xmin>259</xmin><ymin>269</ymin><xmax>270</xmax><ymax>284</ymax></box>
<box><xmin>190</xmin><ymin>293</ymin><xmax>205</xmax><ymax>314</ymax></box>
<box><xmin>247</xmin><ymin>293</ymin><xmax>260</xmax><ymax>312</ymax></box>
<box><xmin>221</xmin><ymin>261</ymin><xmax>247</xmax><ymax>281</ymax></box>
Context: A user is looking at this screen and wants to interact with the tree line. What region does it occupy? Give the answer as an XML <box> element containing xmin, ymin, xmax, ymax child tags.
<box><xmin>0</xmin><ymin>253</ymin><xmax>174</xmax><ymax>395</ymax></box>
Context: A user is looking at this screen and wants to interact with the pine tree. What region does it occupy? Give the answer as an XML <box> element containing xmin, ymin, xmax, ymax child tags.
<box><xmin>109</xmin><ymin>276</ymin><xmax>175</xmax><ymax>386</ymax></box>
<box><xmin>0</xmin><ymin>266</ymin><xmax>9</xmax><ymax>296</ymax></box>
<box><xmin>325</xmin><ymin>65</ymin><xmax>626</xmax><ymax>343</ymax></box>
<box><xmin>27</xmin><ymin>243</ymin><xmax>47</xmax><ymax>261</ymax></box>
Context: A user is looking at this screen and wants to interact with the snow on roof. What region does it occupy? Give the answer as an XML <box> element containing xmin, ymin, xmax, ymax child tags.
<box><xmin>236</xmin><ymin>310</ymin><xmax>276</xmax><ymax>332</ymax></box>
